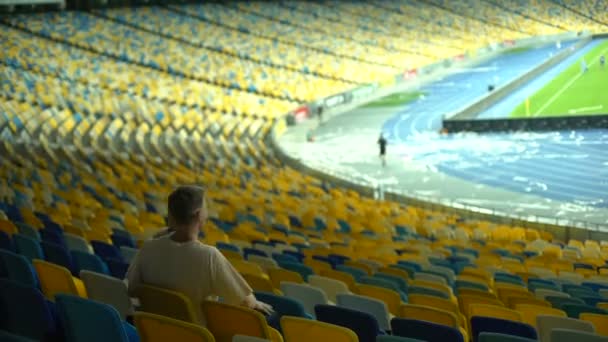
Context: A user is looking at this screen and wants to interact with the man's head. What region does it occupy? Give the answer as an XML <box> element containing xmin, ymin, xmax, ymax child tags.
<box><xmin>167</xmin><ymin>185</ymin><xmax>207</xmax><ymax>231</ymax></box>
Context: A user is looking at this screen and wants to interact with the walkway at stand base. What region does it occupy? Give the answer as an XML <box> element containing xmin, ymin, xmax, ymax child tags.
<box><xmin>279</xmin><ymin>40</ymin><xmax>608</xmax><ymax>227</ymax></box>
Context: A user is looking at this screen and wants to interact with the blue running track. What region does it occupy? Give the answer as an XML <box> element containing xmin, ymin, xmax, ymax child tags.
<box><xmin>382</xmin><ymin>40</ymin><xmax>608</xmax><ymax>209</ymax></box>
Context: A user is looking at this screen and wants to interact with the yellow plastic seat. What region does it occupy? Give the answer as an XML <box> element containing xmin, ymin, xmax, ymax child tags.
<box><xmin>580</xmin><ymin>313</ymin><xmax>608</xmax><ymax>336</ymax></box>
<box><xmin>357</xmin><ymin>284</ymin><xmax>402</xmax><ymax>316</ymax></box>
<box><xmin>410</xmin><ymin>280</ymin><xmax>454</xmax><ymax>298</ymax></box>
<box><xmin>378</xmin><ymin>267</ymin><xmax>411</xmax><ymax>282</ymax></box>
<box><xmin>468</xmin><ymin>304</ymin><xmax>522</xmax><ymax>322</ymax></box>
<box><xmin>458</xmin><ymin>288</ymin><xmax>498</xmax><ymax>300</ymax></box>
<box><xmin>497</xmin><ymin>287</ymin><xmax>533</xmax><ymax>304</ymax></box>
<box><xmin>0</xmin><ymin>219</ymin><xmax>18</xmax><ymax>235</ymax></box>
<box><xmin>242</xmin><ymin>273</ymin><xmax>278</xmax><ymax>294</ymax></box>
<box><xmin>515</xmin><ymin>304</ymin><xmax>566</xmax><ymax>328</ymax></box>
<box><xmin>281</xmin><ymin>316</ymin><xmax>357</xmax><ymax>342</ymax></box>
<box><xmin>221</xmin><ymin>250</ymin><xmax>243</xmax><ymax>261</ymax></box>
<box><xmin>458</xmin><ymin>294</ymin><xmax>504</xmax><ymax>316</ymax></box>
<box><xmin>203</xmin><ymin>301</ymin><xmax>281</xmax><ymax>342</ymax></box>
<box><xmin>33</xmin><ymin>260</ymin><xmax>87</xmax><ymax>300</ymax></box>
<box><xmin>231</xmin><ymin>260</ymin><xmax>268</xmax><ymax>279</ymax></box>
<box><xmin>304</xmin><ymin>258</ymin><xmax>332</xmax><ymax>275</ymax></box>
<box><xmin>269</xmin><ymin>268</ymin><xmax>304</xmax><ymax>289</ymax></box>
<box><xmin>597</xmin><ymin>302</ymin><xmax>608</xmax><ymax>310</ymax></box>
<box><xmin>409</xmin><ymin>294</ymin><xmax>465</xmax><ymax>327</ymax></box>
<box><xmin>507</xmin><ymin>296</ymin><xmax>551</xmax><ymax>309</ymax></box>
<box><xmin>135</xmin><ymin>285</ymin><xmax>198</xmax><ymax>323</ymax></box>
<box><xmin>399</xmin><ymin>304</ymin><xmax>460</xmax><ymax>328</ymax></box>
<box><xmin>134</xmin><ymin>312</ymin><xmax>215</xmax><ymax>342</ymax></box>
<box><xmin>343</xmin><ymin>260</ymin><xmax>373</xmax><ymax>275</ymax></box>
<box><xmin>399</xmin><ymin>304</ymin><xmax>468</xmax><ymax>341</ymax></box>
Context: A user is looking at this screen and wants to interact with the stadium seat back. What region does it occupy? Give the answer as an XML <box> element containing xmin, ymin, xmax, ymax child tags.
<box><xmin>315</xmin><ymin>304</ymin><xmax>382</xmax><ymax>341</ymax></box>
<box><xmin>56</xmin><ymin>294</ymin><xmax>130</xmax><ymax>342</ymax></box>
<box><xmin>0</xmin><ymin>249</ymin><xmax>38</xmax><ymax>287</ymax></box>
<box><xmin>470</xmin><ymin>316</ymin><xmax>536</xmax><ymax>342</ymax></box>
<box><xmin>391</xmin><ymin>318</ymin><xmax>464</xmax><ymax>342</ymax></box>
<box><xmin>134</xmin><ymin>312</ymin><xmax>215</xmax><ymax>342</ymax></box>
<box><xmin>203</xmin><ymin>301</ymin><xmax>272</xmax><ymax>342</ymax></box>
<box><xmin>33</xmin><ymin>259</ymin><xmax>85</xmax><ymax>300</ymax></box>
<box><xmin>536</xmin><ymin>315</ymin><xmax>595</xmax><ymax>342</ymax></box>
<box><xmin>280</xmin><ymin>282</ymin><xmax>328</xmax><ymax>318</ymax></box>
<box><xmin>81</xmin><ymin>270</ymin><xmax>133</xmax><ymax>319</ymax></box>
<box><xmin>13</xmin><ymin>234</ymin><xmax>43</xmax><ymax>261</ymax></box>
<box><xmin>337</xmin><ymin>293</ymin><xmax>391</xmax><ymax>332</ymax></box>
<box><xmin>136</xmin><ymin>284</ymin><xmax>197</xmax><ymax>323</ymax></box>
<box><xmin>280</xmin><ymin>316</ymin><xmax>358</xmax><ymax>342</ymax></box>
<box><xmin>0</xmin><ymin>279</ymin><xmax>58</xmax><ymax>341</ymax></box>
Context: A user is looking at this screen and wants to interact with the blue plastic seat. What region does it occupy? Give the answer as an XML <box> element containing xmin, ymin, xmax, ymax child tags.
<box><xmin>376</xmin><ymin>335</ymin><xmax>424</xmax><ymax>342</ymax></box>
<box><xmin>278</xmin><ymin>261</ymin><xmax>314</xmax><ymax>281</ymax></box>
<box><xmin>243</xmin><ymin>247</ymin><xmax>268</xmax><ymax>259</ymax></box>
<box><xmin>0</xmin><ymin>330</ymin><xmax>37</xmax><ymax>341</ymax></box>
<box><xmin>13</xmin><ymin>234</ymin><xmax>44</xmax><ymax>261</ymax></box>
<box><xmin>455</xmin><ymin>280</ymin><xmax>489</xmax><ymax>293</ymax></box>
<box><xmin>110</xmin><ymin>234</ymin><xmax>136</xmax><ymax>249</ymax></box>
<box><xmin>0</xmin><ymin>279</ymin><xmax>59</xmax><ymax>341</ymax></box>
<box><xmin>390</xmin><ymin>264</ymin><xmax>415</xmax><ymax>278</ymax></box>
<box><xmin>359</xmin><ymin>276</ymin><xmax>408</xmax><ymax>301</ymax></box>
<box><xmin>273</xmin><ymin>253</ymin><xmax>300</xmax><ymax>264</ymax></box>
<box><xmin>0</xmin><ymin>231</ymin><xmax>14</xmax><ymax>252</ymax></box>
<box><xmin>41</xmin><ymin>241</ymin><xmax>75</xmax><ymax>275</ymax></box>
<box><xmin>478</xmin><ymin>332</ymin><xmax>537</xmax><ymax>342</ymax></box>
<box><xmin>106</xmin><ymin>259</ymin><xmax>129</xmax><ymax>279</ymax></box>
<box><xmin>56</xmin><ymin>294</ymin><xmax>137</xmax><ymax>342</ymax></box>
<box><xmin>254</xmin><ymin>291</ymin><xmax>311</xmax><ymax>331</ymax></box>
<box><xmin>470</xmin><ymin>316</ymin><xmax>537</xmax><ymax>342</ymax></box>
<box><xmin>40</xmin><ymin>229</ymin><xmax>66</xmax><ymax>248</ymax></box>
<box><xmin>337</xmin><ymin>293</ymin><xmax>391</xmax><ymax>332</ymax></box>
<box><xmin>71</xmin><ymin>251</ymin><xmax>110</xmax><ymax>275</ymax></box>
<box><xmin>15</xmin><ymin>223</ymin><xmax>40</xmax><ymax>241</ymax></box>
<box><xmin>374</xmin><ymin>273</ymin><xmax>408</xmax><ymax>293</ymax></box>
<box><xmin>216</xmin><ymin>242</ymin><xmax>240</xmax><ymax>253</ymax></box>
<box><xmin>391</xmin><ymin>318</ymin><xmax>464</xmax><ymax>342</ymax></box>
<box><xmin>0</xmin><ymin>250</ymin><xmax>38</xmax><ymax>287</ymax></box>
<box><xmin>336</xmin><ymin>265</ymin><xmax>367</xmax><ymax>281</ymax></box>
<box><xmin>282</xmin><ymin>250</ymin><xmax>305</xmax><ymax>263</ymax></box>
<box><xmin>315</xmin><ymin>304</ymin><xmax>384</xmax><ymax>342</ymax></box>
<box><xmin>396</xmin><ymin>261</ymin><xmax>423</xmax><ymax>272</ymax></box>
<box><xmin>562</xmin><ymin>303</ymin><xmax>607</xmax><ymax>318</ymax></box>
<box><xmin>546</xmin><ymin>295</ymin><xmax>585</xmax><ymax>308</ymax></box>
<box><xmin>582</xmin><ymin>281</ymin><xmax>608</xmax><ymax>293</ymax></box>
<box><xmin>91</xmin><ymin>241</ymin><xmax>123</xmax><ymax>263</ymax></box>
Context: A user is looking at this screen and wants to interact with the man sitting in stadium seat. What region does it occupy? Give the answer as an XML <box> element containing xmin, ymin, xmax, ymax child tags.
<box><xmin>126</xmin><ymin>185</ymin><xmax>273</xmax><ymax>325</ymax></box>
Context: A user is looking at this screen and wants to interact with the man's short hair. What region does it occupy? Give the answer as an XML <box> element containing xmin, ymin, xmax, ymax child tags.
<box><xmin>168</xmin><ymin>185</ymin><xmax>205</xmax><ymax>226</ymax></box>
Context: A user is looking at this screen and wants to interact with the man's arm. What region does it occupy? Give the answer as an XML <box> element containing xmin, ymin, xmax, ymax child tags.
<box><xmin>210</xmin><ymin>248</ymin><xmax>273</xmax><ymax>314</ymax></box>
<box><xmin>125</xmin><ymin>250</ymin><xmax>142</xmax><ymax>296</ymax></box>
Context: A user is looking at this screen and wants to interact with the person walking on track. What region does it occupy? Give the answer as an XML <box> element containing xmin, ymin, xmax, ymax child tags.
<box><xmin>378</xmin><ymin>133</ymin><xmax>387</xmax><ymax>167</ymax></box>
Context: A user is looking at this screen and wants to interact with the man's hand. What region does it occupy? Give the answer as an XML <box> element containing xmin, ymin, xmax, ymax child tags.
<box><xmin>253</xmin><ymin>300</ymin><xmax>274</xmax><ymax>316</ymax></box>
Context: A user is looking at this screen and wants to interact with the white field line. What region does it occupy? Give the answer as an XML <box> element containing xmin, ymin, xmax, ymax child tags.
<box><xmin>534</xmin><ymin>47</ymin><xmax>608</xmax><ymax>116</ymax></box>
<box><xmin>568</xmin><ymin>104</ymin><xmax>604</xmax><ymax>114</ymax></box>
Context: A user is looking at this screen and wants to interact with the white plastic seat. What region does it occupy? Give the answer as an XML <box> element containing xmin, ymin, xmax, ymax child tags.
<box><xmin>308</xmin><ymin>275</ymin><xmax>350</xmax><ymax>303</ymax></box>
<box><xmin>80</xmin><ymin>270</ymin><xmax>134</xmax><ymax>319</ymax></box>
<box><xmin>536</xmin><ymin>315</ymin><xmax>595</xmax><ymax>342</ymax></box>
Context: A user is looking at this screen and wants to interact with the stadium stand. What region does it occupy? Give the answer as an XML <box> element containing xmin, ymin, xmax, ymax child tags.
<box><xmin>1</xmin><ymin>1</ymin><xmax>608</xmax><ymax>342</ymax></box>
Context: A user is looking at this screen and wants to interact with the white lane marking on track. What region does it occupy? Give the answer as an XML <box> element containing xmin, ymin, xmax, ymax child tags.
<box><xmin>534</xmin><ymin>46</ymin><xmax>608</xmax><ymax>116</ymax></box>
<box><xmin>568</xmin><ymin>104</ymin><xmax>604</xmax><ymax>114</ymax></box>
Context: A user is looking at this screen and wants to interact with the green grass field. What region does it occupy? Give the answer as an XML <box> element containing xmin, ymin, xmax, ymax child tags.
<box><xmin>510</xmin><ymin>41</ymin><xmax>608</xmax><ymax>118</ymax></box>
<box><xmin>363</xmin><ymin>91</ymin><xmax>426</xmax><ymax>108</ymax></box>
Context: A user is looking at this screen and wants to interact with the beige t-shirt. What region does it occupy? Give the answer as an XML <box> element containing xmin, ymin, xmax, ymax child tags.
<box><xmin>126</xmin><ymin>235</ymin><xmax>252</xmax><ymax>325</ymax></box>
